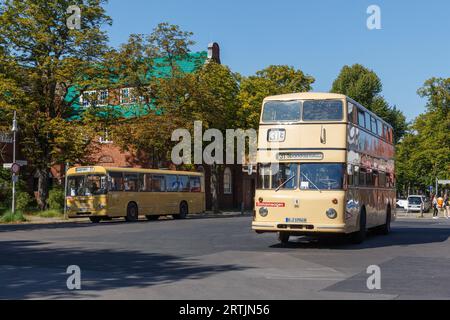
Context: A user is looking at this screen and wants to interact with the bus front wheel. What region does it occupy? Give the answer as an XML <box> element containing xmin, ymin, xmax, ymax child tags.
<box><xmin>350</xmin><ymin>209</ymin><xmax>367</xmax><ymax>244</ymax></box>
<box><xmin>278</xmin><ymin>232</ymin><xmax>290</xmax><ymax>244</ymax></box>
<box><xmin>125</xmin><ymin>203</ymin><xmax>139</xmax><ymax>222</ymax></box>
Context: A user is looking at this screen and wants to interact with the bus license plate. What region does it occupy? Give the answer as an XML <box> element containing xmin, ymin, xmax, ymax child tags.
<box><xmin>285</xmin><ymin>217</ymin><xmax>307</xmax><ymax>223</ymax></box>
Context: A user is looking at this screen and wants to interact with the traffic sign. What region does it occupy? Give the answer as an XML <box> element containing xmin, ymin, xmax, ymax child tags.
<box><xmin>11</xmin><ymin>163</ymin><xmax>20</xmax><ymax>174</ymax></box>
<box><xmin>16</xmin><ymin>160</ymin><xmax>27</xmax><ymax>166</ymax></box>
<box><xmin>3</xmin><ymin>163</ymin><xmax>13</xmax><ymax>169</ymax></box>
<box><xmin>438</xmin><ymin>180</ymin><xmax>450</xmax><ymax>185</ymax></box>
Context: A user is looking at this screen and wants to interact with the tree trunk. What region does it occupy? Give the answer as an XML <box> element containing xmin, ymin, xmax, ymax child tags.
<box><xmin>210</xmin><ymin>164</ymin><xmax>219</xmax><ymax>213</ymax></box>
<box><xmin>37</xmin><ymin>168</ymin><xmax>49</xmax><ymax>211</ymax></box>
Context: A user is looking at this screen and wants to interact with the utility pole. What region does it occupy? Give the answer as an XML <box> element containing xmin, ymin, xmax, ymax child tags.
<box><xmin>11</xmin><ymin>111</ymin><xmax>18</xmax><ymax>214</ymax></box>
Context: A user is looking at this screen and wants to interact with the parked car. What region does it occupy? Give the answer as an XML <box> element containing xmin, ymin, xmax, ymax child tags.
<box><xmin>396</xmin><ymin>199</ymin><xmax>408</xmax><ymax>210</ymax></box>
<box><xmin>407</xmin><ymin>195</ymin><xmax>431</xmax><ymax>213</ymax></box>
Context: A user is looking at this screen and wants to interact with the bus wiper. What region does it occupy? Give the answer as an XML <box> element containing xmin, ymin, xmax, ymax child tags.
<box><xmin>300</xmin><ymin>172</ymin><xmax>322</xmax><ymax>193</ymax></box>
<box><xmin>275</xmin><ymin>175</ymin><xmax>296</xmax><ymax>192</ymax></box>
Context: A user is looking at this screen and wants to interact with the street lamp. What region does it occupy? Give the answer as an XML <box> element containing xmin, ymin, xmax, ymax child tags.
<box><xmin>11</xmin><ymin>111</ymin><xmax>18</xmax><ymax>214</ymax></box>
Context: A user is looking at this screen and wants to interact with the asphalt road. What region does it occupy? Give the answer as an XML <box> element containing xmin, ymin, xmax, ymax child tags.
<box><xmin>0</xmin><ymin>214</ymin><xmax>449</xmax><ymax>300</ymax></box>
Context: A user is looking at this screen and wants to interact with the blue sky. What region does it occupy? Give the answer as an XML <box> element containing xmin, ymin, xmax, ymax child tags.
<box><xmin>104</xmin><ymin>0</ymin><xmax>450</xmax><ymax>121</ymax></box>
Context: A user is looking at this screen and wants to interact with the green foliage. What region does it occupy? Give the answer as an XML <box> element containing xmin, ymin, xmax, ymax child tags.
<box><xmin>15</xmin><ymin>191</ymin><xmax>32</xmax><ymax>211</ymax></box>
<box><xmin>0</xmin><ymin>0</ymin><xmax>112</xmax><ymax>209</ymax></box>
<box><xmin>0</xmin><ymin>210</ymin><xmax>26</xmax><ymax>223</ymax></box>
<box><xmin>331</xmin><ymin>64</ymin><xmax>407</xmax><ymax>142</ymax></box>
<box><xmin>396</xmin><ymin>77</ymin><xmax>450</xmax><ymax>192</ymax></box>
<box><xmin>238</xmin><ymin>65</ymin><xmax>315</xmax><ymax>129</ymax></box>
<box><xmin>36</xmin><ymin>209</ymin><xmax>64</xmax><ymax>219</ymax></box>
<box><xmin>48</xmin><ymin>187</ymin><xmax>65</xmax><ymax>211</ymax></box>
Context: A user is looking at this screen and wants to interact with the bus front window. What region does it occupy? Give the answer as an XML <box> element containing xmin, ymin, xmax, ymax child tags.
<box><xmin>67</xmin><ymin>175</ymin><xmax>108</xmax><ymax>196</ymax></box>
<box><xmin>300</xmin><ymin>164</ymin><xmax>344</xmax><ymax>190</ymax></box>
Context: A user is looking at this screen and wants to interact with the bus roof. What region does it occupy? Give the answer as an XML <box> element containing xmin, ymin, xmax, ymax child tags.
<box><xmin>67</xmin><ymin>166</ymin><xmax>203</xmax><ymax>176</ymax></box>
<box><xmin>262</xmin><ymin>92</ymin><xmax>393</xmax><ymax>129</ymax></box>
<box><xmin>263</xmin><ymin>92</ymin><xmax>347</xmax><ymax>101</ymax></box>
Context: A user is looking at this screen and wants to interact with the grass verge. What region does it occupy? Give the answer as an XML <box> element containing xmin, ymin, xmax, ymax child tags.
<box><xmin>0</xmin><ymin>210</ymin><xmax>27</xmax><ymax>223</ymax></box>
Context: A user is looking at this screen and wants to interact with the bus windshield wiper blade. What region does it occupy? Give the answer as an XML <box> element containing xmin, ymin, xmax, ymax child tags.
<box><xmin>275</xmin><ymin>175</ymin><xmax>296</xmax><ymax>192</ymax></box>
<box><xmin>300</xmin><ymin>172</ymin><xmax>322</xmax><ymax>193</ymax></box>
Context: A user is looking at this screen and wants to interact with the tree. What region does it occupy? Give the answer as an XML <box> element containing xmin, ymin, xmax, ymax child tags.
<box><xmin>331</xmin><ymin>64</ymin><xmax>407</xmax><ymax>142</ymax></box>
<box><xmin>0</xmin><ymin>0</ymin><xmax>112</xmax><ymax>209</ymax></box>
<box><xmin>238</xmin><ymin>65</ymin><xmax>315</xmax><ymax>129</ymax></box>
<box><xmin>396</xmin><ymin>78</ymin><xmax>450</xmax><ymax>193</ymax></box>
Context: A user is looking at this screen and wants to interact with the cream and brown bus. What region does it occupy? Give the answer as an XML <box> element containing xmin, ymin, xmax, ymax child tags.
<box><xmin>252</xmin><ymin>92</ymin><xmax>396</xmax><ymax>244</ymax></box>
<box><xmin>66</xmin><ymin>166</ymin><xmax>205</xmax><ymax>223</ymax></box>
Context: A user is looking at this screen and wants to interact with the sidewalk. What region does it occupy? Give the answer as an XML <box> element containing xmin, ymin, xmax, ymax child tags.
<box><xmin>396</xmin><ymin>209</ymin><xmax>449</xmax><ymax>220</ymax></box>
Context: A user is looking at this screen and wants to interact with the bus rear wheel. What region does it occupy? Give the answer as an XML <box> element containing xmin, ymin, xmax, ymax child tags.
<box><xmin>379</xmin><ymin>206</ymin><xmax>391</xmax><ymax>235</ymax></box>
<box><xmin>146</xmin><ymin>215</ymin><xmax>159</xmax><ymax>221</ymax></box>
<box><xmin>278</xmin><ymin>232</ymin><xmax>290</xmax><ymax>244</ymax></box>
<box><xmin>89</xmin><ymin>217</ymin><xmax>101</xmax><ymax>223</ymax></box>
<box><xmin>174</xmin><ymin>202</ymin><xmax>188</xmax><ymax>220</ymax></box>
<box><xmin>350</xmin><ymin>209</ymin><xmax>367</xmax><ymax>244</ymax></box>
<box><xmin>125</xmin><ymin>203</ymin><xmax>139</xmax><ymax>222</ymax></box>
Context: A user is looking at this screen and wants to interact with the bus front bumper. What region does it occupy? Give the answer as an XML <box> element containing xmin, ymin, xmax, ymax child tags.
<box><xmin>252</xmin><ymin>221</ymin><xmax>347</xmax><ymax>234</ymax></box>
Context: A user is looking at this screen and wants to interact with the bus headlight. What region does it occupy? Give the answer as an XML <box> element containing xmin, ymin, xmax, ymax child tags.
<box><xmin>326</xmin><ymin>208</ymin><xmax>337</xmax><ymax>219</ymax></box>
<box><xmin>259</xmin><ymin>207</ymin><xmax>269</xmax><ymax>217</ymax></box>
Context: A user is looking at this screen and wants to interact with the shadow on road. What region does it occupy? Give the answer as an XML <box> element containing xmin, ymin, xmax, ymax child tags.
<box><xmin>269</xmin><ymin>226</ymin><xmax>450</xmax><ymax>250</ymax></box>
<box><xmin>0</xmin><ymin>240</ymin><xmax>248</xmax><ymax>299</ymax></box>
<box><xmin>0</xmin><ymin>214</ymin><xmax>252</xmax><ymax>233</ymax></box>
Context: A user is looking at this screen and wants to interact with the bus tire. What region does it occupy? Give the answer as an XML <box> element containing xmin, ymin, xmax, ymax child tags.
<box><xmin>125</xmin><ymin>202</ymin><xmax>139</xmax><ymax>222</ymax></box>
<box><xmin>146</xmin><ymin>215</ymin><xmax>159</xmax><ymax>221</ymax></box>
<box><xmin>174</xmin><ymin>201</ymin><xmax>188</xmax><ymax>220</ymax></box>
<box><xmin>89</xmin><ymin>217</ymin><xmax>101</xmax><ymax>223</ymax></box>
<box><xmin>379</xmin><ymin>205</ymin><xmax>392</xmax><ymax>235</ymax></box>
<box><xmin>278</xmin><ymin>232</ymin><xmax>290</xmax><ymax>244</ymax></box>
<box><xmin>350</xmin><ymin>208</ymin><xmax>366</xmax><ymax>244</ymax></box>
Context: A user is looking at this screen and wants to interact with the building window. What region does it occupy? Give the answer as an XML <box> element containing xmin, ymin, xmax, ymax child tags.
<box><xmin>223</xmin><ymin>167</ymin><xmax>232</xmax><ymax>194</ymax></box>
<box><xmin>80</xmin><ymin>90</ymin><xmax>96</xmax><ymax>107</ymax></box>
<box><xmin>98</xmin><ymin>90</ymin><xmax>108</xmax><ymax>106</ymax></box>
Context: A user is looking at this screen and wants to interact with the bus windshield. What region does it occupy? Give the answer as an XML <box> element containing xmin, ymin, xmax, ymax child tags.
<box><xmin>67</xmin><ymin>175</ymin><xmax>108</xmax><ymax>196</ymax></box>
<box><xmin>299</xmin><ymin>164</ymin><xmax>344</xmax><ymax>190</ymax></box>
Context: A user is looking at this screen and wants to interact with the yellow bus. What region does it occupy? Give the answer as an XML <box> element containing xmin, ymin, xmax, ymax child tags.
<box><xmin>66</xmin><ymin>166</ymin><xmax>205</xmax><ymax>223</ymax></box>
<box><xmin>252</xmin><ymin>92</ymin><xmax>396</xmax><ymax>244</ymax></box>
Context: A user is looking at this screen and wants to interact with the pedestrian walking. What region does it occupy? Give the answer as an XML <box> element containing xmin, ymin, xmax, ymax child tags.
<box><xmin>432</xmin><ymin>194</ymin><xmax>439</xmax><ymax>219</ymax></box>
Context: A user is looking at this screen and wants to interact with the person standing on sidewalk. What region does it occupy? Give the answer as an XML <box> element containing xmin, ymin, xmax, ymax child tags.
<box><xmin>444</xmin><ymin>193</ymin><xmax>450</xmax><ymax>219</ymax></box>
<box><xmin>432</xmin><ymin>194</ymin><xmax>439</xmax><ymax>219</ymax></box>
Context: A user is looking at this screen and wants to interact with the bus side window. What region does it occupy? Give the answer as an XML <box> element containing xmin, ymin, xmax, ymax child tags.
<box><xmin>365</xmin><ymin>112</ymin><xmax>371</xmax><ymax>131</ymax></box>
<box><xmin>347</xmin><ymin>164</ymin><xmax>354</xmax><ymax>186</ymax></box>
<box><xmin>353</xmin><ymin>166</ymin><xmax>360</xmax><ymax>186</ymax></box>
<box><xmin>138</xmin><ymin>174</ymin><xmax>145</xmax><ymax>192</ymax></box>
<box><xmin>372</xmin><ymin>170</ymin><xmax>379</xmax><ymax>187</ymax></box>
<box><xmin>189</xmin><ymin>176</ymin><xmax>201</xmax><ymax>192</ymax></box>
<box><xmin>379</xmin><ymin>171</ymin><xmax>386</xmax><ymax>188</ymax></box>
<box><xmin>359</xmin><ymin>168</ymin><xmax>367</xmax><ymax>186</ymax></box>
<box><xmin>366</xmin><ymin>169</ymin><xmax>373</xmax><ymax>186</ymax></box>
<box><xmin>348</xmin><ymin>102</ymin><xmax>356</xmax><ymax>123</ymax></box>
<box><xmin>358</xmin><ymin>109</ymin><xmax>365</xmax><ymax>127</ymax></box>
<box><xmin>143</xmin><ymin>174</ymin><xmax>152</xmax><ymax>192</ymax></box>
<box><xmin>370</xmin><ymin>116</ymin><xmax>378</xmax><ymax>134</ymax></box>
<box><xmin>178</xmin><ymin>175</ymin><xmax>190</xmax><ymax>192</ymax></box>
<box><xmin>124</xmin><ymin>173</ymin><xmax>139</xmax><ymax>192</ymax></box>
<box><xmin>109</xmin><ymin>172</ymin><xmax>124</xmax><ymax>191</ymax></box>
<box><xmin>165</xmin><ymin>175</ymin><xmax>179</xmax><ymax>192</ymax></box>
<box><xmin>151</xmin><ymin>175</ymin><xmax>165</xmax><ymax>192</ymax></box>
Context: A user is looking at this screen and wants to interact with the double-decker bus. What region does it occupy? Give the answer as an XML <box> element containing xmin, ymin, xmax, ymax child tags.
<box><xmin>252</xmin><ymin>92</ymin><xmax>395</xmax><ymax>244</ymax></box>
<box><xmin>66</xmin><ymin>166</ymin><xmax>205</xmax><ymax>223</ymax></box>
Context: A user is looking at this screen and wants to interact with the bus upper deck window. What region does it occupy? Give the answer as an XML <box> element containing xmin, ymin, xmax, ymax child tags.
<box><xmin>358</xmin><ymin>109</ymin><xmax>365</xmax><ymax>127</ymax></box>
<box><xmin>347</xmin><ymin>102</ymin><xmax>356</xmax><ymax>123</ymax></box>
<box><xmin>302</xmin><ymin>100</ymin><xmax>343</xmax><ymax>121</ymax></box>
<box><xmin>262</xmin><ymin>100</ymin><xmax>301</xmax><ymax>122</ymax></box>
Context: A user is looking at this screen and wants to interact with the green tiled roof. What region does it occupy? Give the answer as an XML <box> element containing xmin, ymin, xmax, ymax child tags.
<box><xmin>67</xmin><ymin>51</ymin><xmax>208</xmax><ymax>119</ymax></box>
